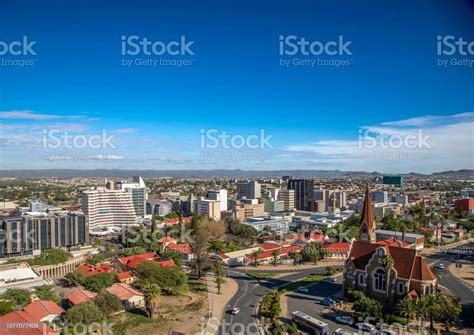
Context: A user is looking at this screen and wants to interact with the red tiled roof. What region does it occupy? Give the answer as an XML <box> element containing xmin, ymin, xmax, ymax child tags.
<box><xmin>348</xmin><ymin>240</ymin><xmax>427</xmax><ymax>280</ymax></box>
<box><xmin>159</xmin><ymin>236</ymin><xmax>176</xmax><ymax>243</ymax></box>
<box><xmin>309</xmin><ymin>233</ymin><xmax>327</xmax><ymax>242</ymax></box>
<box><xmin>217</xmin><ymin>253</ymin><xmax>230</xmax><ymax>260</ymax></box>
<box><xmin>117</xmin><ymin>271</ymin><xmax>133</xmax><ymax>280</ymax></box>
<box><xmin>78</xmin><ymin>263</ymin><xmax>114</xmax><ymax>276</ymax></box>
<box><xmin>320</xmin><ymin>242</ymin><xmax>350</xmax><ymax>253</ymax></box>
<box><xmin>411</xmin><ymin>256</ymin><xmax>437</xmax><ymax>281</ymax></box>
<box><xmin>259</xmin><ymin>243</ymin><xmax>281</xmax><ymax>251</ymax></box>
<box><xmin>166</xmin><ymin>242</ymin><xmax>192</xmax><ymax>254</ymax></box>
<box><xmin>406</xmin><ymin>289</ymin><xmax>419</xmax><ymax>299</ymax></box>
<box><xmin>66</xmin><ymin>289</ymin><xmax>97</xmax><ymax>305</ymax></box>
<box><xmin>0</xmin><ymin>311</ymin><xmax>58</xmax><ymax>335</ymax></box>
<box><xmin>158</xmin><ymin>259</ymin><xmax>176</xmax><ymax>267</ymax></box>
<box><xmin>23</xmin><ymin>300</ymin><xmax>64</xmax><ymax>321</ymax></box>
<box><xmin>376</xmin><ymin>237</ymin><xmax>410</xmax><ymax>248</ymax></box>
<box><xmin>106</xmin><ymin>283</ymin><xmax>143</xmax><ymax>301</ymax></box>
<box><xmin>245</xmin><ymin>245</ymin><xmax>302</xmax><ymax>261</ymax></box>
<box><xmin>117</xmin><ymin>253</ymin><xmax>159</xmax><ymax>269</ymax></box>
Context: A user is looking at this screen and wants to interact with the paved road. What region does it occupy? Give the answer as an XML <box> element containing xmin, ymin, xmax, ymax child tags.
<box><xmin>286</xmin><ymin>275</ymin><xmax>352</xmax><ymax>333</ymax></box>
<box><xmin>218</xmin><ymin>267</ymin><xmax>327</xmax><ymax>335</ymax></box>
<box><xmin>424</xmin><ymin>243</ymin><xmax>474</xmax><ymax>328</ymax></box>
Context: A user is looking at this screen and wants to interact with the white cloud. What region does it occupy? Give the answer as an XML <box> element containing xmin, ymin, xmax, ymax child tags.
<box><xmin>0</xmin><ymin>110</ymin><xmax>82</xmax><ymax>120</ymax></box>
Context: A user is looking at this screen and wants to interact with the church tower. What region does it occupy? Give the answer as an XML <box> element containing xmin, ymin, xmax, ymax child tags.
<box><xmin>360</xmin><ymin>187</ymin><xmax>376</xmax><ymax>243</ymax></box>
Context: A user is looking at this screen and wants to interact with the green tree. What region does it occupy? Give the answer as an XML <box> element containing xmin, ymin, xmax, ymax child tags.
<box><xmin>64</xmin><ymin>301</ymin><xmax>103</xmax><ymax>325</ymax></box>
<box><xmin>34</xmin><ymin>285</ymin><xmax>59</xmax><ymax>303</ymax></box>
<box><xmin>94</xmin><ymin>291</ymin><xmax>123</xmax><ymax>316</ymax></box>
<box><xmin>271</xmin><ymin>249</ymin><xmax>279</xmax><ymax>266</ymax></box>
<box><xmin>396</xmin><ymin>297</ymin><xmax>417</xmax><ymax>324</ymax></box>
<box><xmin>135</xmin><ymin>261</ymin><xmax>188</xmax><ymax>295</ymax></box>
<box><xmin>83</xmin><ymin>272</ymin><xmax>115</xmax><ymax>292</ymax></box>
<box><xmin>213</xmin><ymin>262</ymin><xmax>226</xmax><ymax>294</ymax></box>
<box><xmin>382</xmin><ymin>255</ymin><xmax>394</xmax><ymax>304</ymax></box>
<box><xmin>302</xmin><ymin>242</ymin><xmax>321</xmax><ymax>264</ymax></box>
<box><xmin>251</xmin><ymin>249</ymin><xmax>262</xmax><ymax>267</ymax></box>
<box><xmin>0</xmin><ymin>301</ymin><xmax>13</xmax><ymax>316</ymax></box>
<box><xmin>1</xmin><ymin>288</ymin><xmax>32</xmax><ymax>307</ymax></box>
<box><xmin>142</xmin><ymin>283</ymin><xmax>161</xmax><ymax>319</ymax></box>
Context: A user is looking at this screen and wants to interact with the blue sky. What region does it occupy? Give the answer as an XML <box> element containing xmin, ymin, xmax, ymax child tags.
<box><xmin>0</xmin><ymin>0</ymin><xmax>473</xmax><ymax>173</ymax></box>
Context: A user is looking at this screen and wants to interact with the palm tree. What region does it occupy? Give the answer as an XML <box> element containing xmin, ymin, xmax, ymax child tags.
<box><xmin>419</xmin><ymin>294</ymin><xmax>441</xmax><ymax>330</ymax></box>
<box><xmin>251</xmin><ymin>249</ymin><xmax>262</xmax><ymax>267</ymax></box>
<box><xmin>396</xmin><ymin>297</ymin><xmax>417</xmax><ymax>324</ymax></box>
<box><xmin>142</xmin><ymin>283</ymin><xmax>161</xmax><ymax>319</ymax></box>
<box><xmin>213</xmin><ymin>262</ymin><xmax>226</xmax><ymax>294</ymax></box>
<box><xmin>271</xmin><ymin>249</ymin><xmax>279</xmax><ymax>267</ymax></box>
<box><xmin>381</xmin><ymin>255</ymin><xmax>394</xmax><ymax>304</ymax></box>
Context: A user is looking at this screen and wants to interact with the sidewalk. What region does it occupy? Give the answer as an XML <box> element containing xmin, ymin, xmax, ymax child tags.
<box><xmin>448</xmin><ymin>262</ymin><xmax>474</xmax><ymax>288</ymax></box>
<box><xmin>201</xmin><ymin>273</ymin><xmax>238</xmax><ymax>334</ymax></box>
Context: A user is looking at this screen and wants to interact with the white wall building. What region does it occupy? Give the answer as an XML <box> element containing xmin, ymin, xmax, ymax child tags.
<box><xmin>82</xmin><ymin>188</ymin><xmax>137</xmax><ymax>228</ymax></box>
<box><xmin>207</xmin><ymin>189</ymin><xmax>228</xmax><ymax>212</ymax></box>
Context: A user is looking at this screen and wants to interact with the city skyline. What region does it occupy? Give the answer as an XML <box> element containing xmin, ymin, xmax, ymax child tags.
<box><xmin>0</xmin><ymin>0</ymin><xmax>473</xmax><ymax>173</ymax></box>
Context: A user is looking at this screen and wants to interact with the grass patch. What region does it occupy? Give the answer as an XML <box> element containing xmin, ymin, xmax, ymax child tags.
<box><xmin>111</xmin><ymin>311</ymin><xmax>155</xmax><ymax>335</ymax></box>
<box><xmin>283</xmin><ymin>274</ymin><xmax>329</xmax><ymax>291</ymax></box>
<box><xmin>246</xmin><ymin>272</ymin><xmax>274</xmax><ymax>280</ymax></box>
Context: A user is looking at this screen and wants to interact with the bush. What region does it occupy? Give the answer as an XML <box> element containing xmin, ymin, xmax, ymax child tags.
<box><xmin>65</xmin><ymin>301</ymin><xmax>103</xmax><ymax>325</ymax></box>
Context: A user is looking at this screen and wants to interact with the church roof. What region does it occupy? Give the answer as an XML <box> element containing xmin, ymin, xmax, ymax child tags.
<box><xmin>360</xmin><ymin>187</ymin><xmax>375</xmax><ymax>230</ymax></box>
<box><xmin>348</xmin><ymin>240</ymin><xmax>435</xmax><ymax>281</ymax></box>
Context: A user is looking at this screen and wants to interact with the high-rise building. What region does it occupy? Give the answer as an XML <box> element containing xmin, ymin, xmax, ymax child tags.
<box><xmin>263</xmin><ymin>198</ymin><xmax>284</xmax><ymax>213</ymax></box>
<box><xmin>207</xmin><ymin>189</ymin><xmax>228</xmax><ymax>212</ymax></box>
<box><xmin>382</xmin><ymin>175</ymin><xmax>404</xmax><ymax>187</ymax></box>
<box><xmin>195</xmin><ymin>198</ymin><xmax>221</xmax><ymax>221</ymax></box>
<box><xmin>28</xmin><ymin>200</ymin><xmax>46</xmax><ymax>213</ymax></box>
<box><xmin>188</xmin><ymin>194</ymin><xmax>196</xmax><ymax>214</ymax></box>
<box><xmin>0</xmin><ymin>213</ymin><xmax>89</xmax><ymax>258</ymax></box>
<box><xmin>277</xmin><ymin>189</ymin><xmax>295</xmax><ymax>210</ymax></box>
<box><xmin>116</xmin><ymin>176</ymin><xmax>147</xmax><ymax>218</ymax></box>
<box><xmin>146</xmin><ymin>199</ymin><xmax>173</xmax><ymax>216</ymax></box>
<box><xmin>233</xmin><ymin>202</ymin><xmax>265</xmax><ymax>221</ymax></box>
<box><xmin>236</xmin><ymin>181</ymin><xmax>261</xmax><ymax>199</ymax></box>
<box><xmin>288</xmin><ymin>179</ymin><xmax>314</xmax><ymax>211</ymax></box>
<box><xmin>328</xmin><ymin>191</ymin><xmax>347</xmax><ymax>209</ymax></box>
<box><xmin>371</xmin><ymin>191</ymin><xmax>388</xmax><ymax>203</ymax></box>
<box><xmin>82</xmin><ymin>188</ymin><xmax>137</xmax><ymax>228</ymax></box>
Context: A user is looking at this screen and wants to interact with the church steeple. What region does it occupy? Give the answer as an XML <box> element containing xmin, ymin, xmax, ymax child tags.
<box><xmin>360</xmin><ymin>187</ymin><xmax>376</xmax><ymax>243</ymax></box>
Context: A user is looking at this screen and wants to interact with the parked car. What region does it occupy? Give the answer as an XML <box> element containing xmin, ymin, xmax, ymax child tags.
<box><xmin>376</xmin><ymin>330</ymin><xmax>397</xmax><ymax>335</ymax></box>
<box><xmin>355</xmin><ymin>323</ymin><xmax>375</xmax><ymax>332</ymax></box>
<box><xmin>331</xmin><ymin>296</ymin><xmax>344</xmax><ymax>302</ymax></box>
<box><xmin>322</xmin><ymin>277</ymin><xmax>337</xmax><ymax>283</ymax></box>
<box><xmin>230</xmin><ymin>308</ymin><xmax>240</xmax><ymax>315</ymax></box>
<box><xmin>436</xmin><ymin>263</ymin><xmax>445</xmax><ymax>270</ymax></box>
<box><xmin>335</xmin><ymin>315</ymin><xmax>354</xmax><ymax>325</ymax></box>
<box><xmin>321</xmin><ymin>298</ymin><xmax>336</xmax><ymax>306</ymax></box>
<box><xmin>334</xmin><ymin>328</ymin><xmax>357</xmax><ymax>335</ymax></box>
<box><xmin>297</xmin><ymin>286</ymin><xmax>309</xmax><ymax>293</ymax></box>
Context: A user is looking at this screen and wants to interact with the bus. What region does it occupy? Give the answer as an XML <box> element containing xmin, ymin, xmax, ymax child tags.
<box><xmin>290</xmin><ymin>311</ymin><xmax>330</xmax><ymax>335</ymax></box>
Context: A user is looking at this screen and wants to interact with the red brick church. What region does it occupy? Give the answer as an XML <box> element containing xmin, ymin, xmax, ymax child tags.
<box><xmin>343</xmin><ymin>188</ymin><xmax>437</xmax><ymax>308</ymax></box>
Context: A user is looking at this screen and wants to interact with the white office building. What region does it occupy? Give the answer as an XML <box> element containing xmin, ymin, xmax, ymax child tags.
<box><xmin>195</xmin><ymin>198</ymin><xmax>221</xmax><ymax>221</ymax></box>
<box><xmin>207</xmin><ymin>189</ymin><xmax>228</xmax><ymax>212</ymax></box>
<box><xmin>82</xmin><ymin>188</ymin><xmax>137</xmax><ymax>228</ymax></box>
<box><xmin>116</xmin><ymin>176</ymin><xmax>148</xmax><ymax>218</ymax></box>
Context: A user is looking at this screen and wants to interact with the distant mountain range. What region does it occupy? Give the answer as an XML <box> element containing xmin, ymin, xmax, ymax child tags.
<box><xmin>0</xmin><ymin>169</ymin><xmax>472</xmax><ymax>179</ymax></box>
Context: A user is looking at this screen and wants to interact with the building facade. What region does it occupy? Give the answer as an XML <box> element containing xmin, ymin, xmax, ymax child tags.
<box><xmin>278</xmin><ymin>189</ymin><xmax>295</xmax><ymax>210</ymax></box>
<box><xmin>288</xmin><ymin>179</ymin><xmax>314</xmax><ymax>211</ymax></box>
<box><xmin>343</xmin><ymin>188</ymin><xmax>436</xmax><ymax>309</ymax></box>
<box><xmin>82</xmin><ymin>188</ymin><xmax>137</xmax><ymax>228</ymax></box>
<box><xmin>0</xmin><ymin>213</ymin><xmax>89</xmax><ymax>258</ymax></box>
